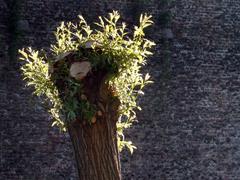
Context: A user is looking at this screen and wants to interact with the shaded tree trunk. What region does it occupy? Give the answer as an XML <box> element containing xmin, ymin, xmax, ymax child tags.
<box><xmin>67</xmin><ymin>70</ymin><xmax>121</xmax><ymax>180</ymax></box>
<box><xmin>68</xmin><ymin>113</ymin><xmax>121</xmax><ymax>180</ymax></box>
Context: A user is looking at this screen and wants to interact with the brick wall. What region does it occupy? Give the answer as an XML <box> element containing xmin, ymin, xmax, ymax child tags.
<box><xmin>1</xmin><ymin>0</ymin><xmax>240</xmax><ymax>179</ymax></box>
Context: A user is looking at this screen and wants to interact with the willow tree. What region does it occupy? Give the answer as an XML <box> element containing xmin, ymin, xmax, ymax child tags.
<box><xmin>19</xmin><ymin>11</ymin><xmax>155</xmax><ymax>180</ymax></box>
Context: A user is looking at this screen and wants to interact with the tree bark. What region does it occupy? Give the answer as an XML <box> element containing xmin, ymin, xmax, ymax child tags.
<box><xmin>67</xmin><ymin>71</ymin><xmax>121</xmax><ymax>180</ymax></box>
<box><xmin>68</xmin><ymin>113</ymin><xmax>121</xmax><ymax>180</ymax></box>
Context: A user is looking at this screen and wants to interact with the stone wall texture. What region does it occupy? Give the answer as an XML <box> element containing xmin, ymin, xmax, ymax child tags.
<box><xmin>1</xmin><ymin>0</ymin><xmax>240</xmax><ymax>179</ymax></box>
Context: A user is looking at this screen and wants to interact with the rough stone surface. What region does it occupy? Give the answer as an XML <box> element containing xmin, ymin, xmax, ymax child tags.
<box><xmin>162</xmin><ymin>28</ymin><xmax>174</xmax><ymax>40</ymax></box>
<box><xmin>17</xmin><ymin>20</ymin><xmax>30</xmax><ymax>32</ymax></box>
<box><xmin>1</xmin><ymin>0</ymin><xmax>240</xmax><ymax>179</ymax></box>
<box><xmin>0</xmin><ymin>0</ymin><xmax>9</xmax><ymax>67</ymax></box>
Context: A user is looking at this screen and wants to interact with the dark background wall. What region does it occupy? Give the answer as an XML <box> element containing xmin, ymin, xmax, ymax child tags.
<box><xmin>1</xmin><ymin>0</ymin><xmax>240</xmax><ymax>179</ymax></box>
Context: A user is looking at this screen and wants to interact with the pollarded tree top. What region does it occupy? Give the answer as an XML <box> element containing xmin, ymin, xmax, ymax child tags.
<box><xmin>19</xmin><ymin>11</ymin><xmax>155</xmax><ymax>153</ymax></box>
<box><xmin>69</xmin><ymin>61</ymin><xmax>92</xmax><ymax>80</ymax></box>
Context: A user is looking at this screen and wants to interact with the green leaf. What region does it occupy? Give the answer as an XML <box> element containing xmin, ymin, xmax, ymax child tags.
<box><xmin>19</xmin><ymin>49</ymin><xmax>28</xmax><ymax>59</ymax></box>
<box><xmin>145</xmin><ymin>73</ymin><xmax>150</xmax><ymax>81</ymax></box>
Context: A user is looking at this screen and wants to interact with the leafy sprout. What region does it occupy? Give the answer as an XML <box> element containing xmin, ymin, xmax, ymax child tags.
<box><xmin>19</xmin><ymin>11</ymin><xmax>155</xmax><ymax>153</ymax></box>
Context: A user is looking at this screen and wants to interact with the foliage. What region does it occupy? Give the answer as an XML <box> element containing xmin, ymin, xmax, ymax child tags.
<box><xmin>19</xmin><ymin>11</ymin><xmax>155</xmax><ymax>153</ymax></box>
<box><xmin>19</xmin><ymin>48</ymin><xmax>66</xmax><ymax>130</ymax></box>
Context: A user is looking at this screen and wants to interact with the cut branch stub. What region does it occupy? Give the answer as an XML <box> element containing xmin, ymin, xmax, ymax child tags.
<box><xmin>85</xmin><ymin>40</ymin><xmax>102</xmax><ymax>49</ymax></box>
<box><xmin>69</xmin><ymin>61</ymin><xmax>91</xmax><ymax>80</ymax></box>
<box><xmin>85</xmin><ymin>41</ymin><xmax>94</xmax><ymax>49</ymax></box>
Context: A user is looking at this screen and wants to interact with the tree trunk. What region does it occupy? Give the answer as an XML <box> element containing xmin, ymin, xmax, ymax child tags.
<box><xmin>68</xmin><ymin>109</ymin><xmax>121</xmax><ymax>180</ymax></box>
<box><xmin>67</xmin><ymin>70</ymin><xmax>121</xmax><ymax>180</ymax></box>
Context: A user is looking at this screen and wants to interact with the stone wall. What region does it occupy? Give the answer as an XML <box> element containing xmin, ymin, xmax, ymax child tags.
<box><xmin>1</xmin><ymin>0</ymin><xmax>240</xmax><ymax>179</ymax></box>
<box><xmin>0</xmin><ymin>0</ymin><xmax>9</xmax><ymax>68</ymax></box>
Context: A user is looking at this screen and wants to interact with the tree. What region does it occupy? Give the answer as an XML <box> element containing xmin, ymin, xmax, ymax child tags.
<box><xmin>19</xmin><ymin>11</ymin><xmax>155</xmax><ymax>180</ymax></box>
